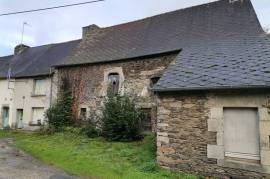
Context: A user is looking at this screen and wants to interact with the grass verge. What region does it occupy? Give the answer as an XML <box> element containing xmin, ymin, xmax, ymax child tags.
<box><xmin>0</xmin><ymin>130</ymin><xmax>198</xmax><ymax>179</ymax></box>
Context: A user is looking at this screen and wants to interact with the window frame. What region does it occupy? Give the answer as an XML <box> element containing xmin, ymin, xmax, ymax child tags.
<box><xmin>108</xmin><ymin>73</ymin><xmax>120</xmax><ymax>96</ymax></box>
<box><xmin>32</xmin><ymin>78</ymin><xmax>47</xmax><ymax>96</ymax></box>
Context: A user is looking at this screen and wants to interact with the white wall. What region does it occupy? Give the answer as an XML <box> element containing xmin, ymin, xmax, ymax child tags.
<box><xmin>0</xmin><ymin>77</ymin><xmax>53</xmax><ymax>129</ymax></box>
<box><xmin>13</xmin><ymin>78</ymin><xmax>51</xmax><ymax>128</ymax></box>
<box><xmin>0</xmin><ymin>79</ymin><xmax>14</xmax><ymax>127</ymax></box>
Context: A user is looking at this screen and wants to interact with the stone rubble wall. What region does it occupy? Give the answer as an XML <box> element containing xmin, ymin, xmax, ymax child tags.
<box><xmin>56</xmin><ymin>53</ymin><xmax>177</xmax><ymax>131</ymax></box>
<box><xmin>157</xmin><ymin>92</ymin><xmax>270</xmax><ymax>179</ymax></box>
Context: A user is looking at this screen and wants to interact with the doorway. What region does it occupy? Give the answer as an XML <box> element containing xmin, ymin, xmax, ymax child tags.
<box><xmin>224</xmin><ymin>108</ymin><xmax>260</xmax><ymax>161</ymax></box>
<box><xmin>2</xmin><ymin>107</ymin><xmax>10</xmax><ymax>128</ymax></box>
<box><xmin>17</xmin><ymin>109</ymin><xmax>24</xmax><ymax>129</ymax></box>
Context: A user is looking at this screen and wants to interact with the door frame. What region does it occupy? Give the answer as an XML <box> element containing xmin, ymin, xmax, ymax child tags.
<box><xmin>1</xmin><ymin>105</ymin><xmax>10</xmax><ymax>128</ymax></box>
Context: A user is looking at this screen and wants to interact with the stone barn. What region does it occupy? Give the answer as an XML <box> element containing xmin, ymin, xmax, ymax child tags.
<box><xmin>55</xmin><ymin>0</ymin><xmax>270</xmax><ymax>178</ymax></box>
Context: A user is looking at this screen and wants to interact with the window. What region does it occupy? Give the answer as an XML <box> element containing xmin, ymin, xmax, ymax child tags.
<box><xmin>141</xmin><ymin>108</ymin><xmax>152</xmax><ymax>131</ymax></box>
<box><xmin>108</xmin><ymin>73</ymin><xmax>120</xmax><ymax>96</ymax></box>
<box><xmin>150</xmin><ymin>77</ymin><xmax>160</xmax><ymax>87</ymax></box>
<box><xmin>224</xmin><ymin>108</ymin><xmax>260</xmax><ymax>161</ymax></box>
<box><xmin>80</xmin><ymin>108</ymin><xmax>87</xmax><ymax>120</ymax></box>
<box><xmin>33</xmin><ymin>79</ymin><xmax>47</xmax><ymax>95</ymax></box>
<box><xmin>31</xmin><ymin>107</ymin><xmax>45</xmax><ymax>125</ymax></box>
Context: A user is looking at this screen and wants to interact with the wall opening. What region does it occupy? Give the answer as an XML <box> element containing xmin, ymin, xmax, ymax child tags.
<box><xmin>108</xmin><ymin>73</ymin><xmax>120</xmax><ymax>96</ymax></box>
<box><xmin>2</xmin><ymin>106</ymin><xmax>9</xmax><ymax>128</ymax></box>
<box><xmin>80</xmin><ymin>108</ymin><xmax>87</xmax><ymax>120</ymax></box>
<box><xmin>141</xmin><ymin>108</ymin><xmax>152</xmax><ymax>132</ymax></box>
<box><xmin>223</xmin><ymin>108</ymin><xmax>260</xmax><ymax>161</ymax></box>
<box><xmin>33</xmin><ymin>79</ymin><xmax>47</xmax><ymax>96</ymax></box>
<box><xmin>17</xmin><ymin>109</ymin><xmax>24</xmax><ymax>129</ymax></box>
<box><xmin>30</xmin><ymin>107</ymin><xmax>45</xmax><ymax>126</ymax></box>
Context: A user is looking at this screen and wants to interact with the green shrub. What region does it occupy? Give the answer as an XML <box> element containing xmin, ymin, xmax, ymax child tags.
<box><xmin>139</xmin><ymin>161</ymin><xmax>159</xmax><ymax>173</ymax></box>
<box><xmin>101</xmin><ymin>95</ymin><xmax>143</xmax><ymax>141</ymax></box>
<box><xmin>80</xmin><ymin>119</ymin><xmax>101</xmax><ymax>138</ymax></box>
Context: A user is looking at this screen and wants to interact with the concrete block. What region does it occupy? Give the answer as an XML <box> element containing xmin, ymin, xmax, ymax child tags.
<box><xmin>260</xmin><ymin>121</ymin><xmax>270</xmax><ymax>135</ymax></box>
<box><xmin>208</xmin><ymin>118</ymin><xmax>218</xmax><ymax>132</ymax></box>
<box><xmin>207</xmin><ymin>145</ymin><xmax>224</xmax><ymax>159</ymax></box>
<box><xmin>260</xmin><ymin>135</ymin><xmax>270</xmax><ymax>150</ymax></box>
<box><xmin>259</xmin><ymin>108</ymin><xmax>270</xmax><ymax>121</ymax></box>
<box><xmin>157</xmin><ymin>136</ymin><xmax>169</xmax><ymax>144</ymax></box>
<box><xmin>210</xmin><ymin>108</ymin><xmax>223</xmax><ymax>120</ymax></box>
<box><xmin>261</xmin><ymin>150</ymin><xmax>270</xmax><ymax>166</ymax></box>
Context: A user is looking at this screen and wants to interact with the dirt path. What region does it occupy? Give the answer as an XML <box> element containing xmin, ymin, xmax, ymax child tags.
<box><xmin>0</xmin><ymin>138</ymin><xmax>76</xmax><ymax>179</ymax></box>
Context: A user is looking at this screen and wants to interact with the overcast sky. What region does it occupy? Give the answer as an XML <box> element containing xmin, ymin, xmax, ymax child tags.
<box><xmin>0</xmin><ymin>0</ymin><xmax>269</xmax><ymax>56</ymax></box>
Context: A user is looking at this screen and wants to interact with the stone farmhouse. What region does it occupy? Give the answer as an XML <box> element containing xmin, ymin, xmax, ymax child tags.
<box><xmin>0</xmin><ymin>41</ymin><xmax>80</xmax><ymax>130</ymax></box>
<box><xmin>54</xmin><ymin>0</ymin><xmax>270</xmax><ymax>178</ymax></box>
<box><xmin>1</xmin><ymin>0</ymin><xmax>270</xmax><ymax>178</ymax></box>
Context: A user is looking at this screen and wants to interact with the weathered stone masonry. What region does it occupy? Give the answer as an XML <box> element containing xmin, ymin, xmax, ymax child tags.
<box><xmin>57</xmin><ymin>53</ymin><xmax>177</xmax><ymax>131</ymax></box>
<box><xmin>157</xmin><ymin>92</ymin><xmax>270</xmax><ymax>179</ymax></box>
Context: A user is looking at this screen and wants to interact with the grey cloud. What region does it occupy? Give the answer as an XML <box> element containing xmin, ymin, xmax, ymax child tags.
<box><xmin>0</xmin><ymin>0</ymin><xmax>269</xmax><ymax>56</ymax></box>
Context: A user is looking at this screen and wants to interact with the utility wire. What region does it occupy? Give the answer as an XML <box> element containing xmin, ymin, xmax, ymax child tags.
<box><xmin>0</xmin><ymin>0</ymin><xmax>105</xmax><ymax>17</ymax></box>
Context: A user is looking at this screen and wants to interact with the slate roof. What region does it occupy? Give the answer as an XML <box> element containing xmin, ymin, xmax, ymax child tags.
<box><xmin>58</xmin><ymin>0</ymin><xmax>263</xmax><ymax>67</ymax></box>
<box><xmin>0</xmin><ymin>55</ymin><xmax>13</xmax><ymax>78</ymax></box>
<box><xmin>0</xmin><ymin>40</ymin><xmax>80</xmax><ymax>79</ymax></box>
<box><xmin>56</xmin><ymin>0</ymin><xmax>270</xmax><ymax>91</ymax></box>
<box><xmin>154</xmin><ymin>35</ymin><xmax>270</xmax><ymax>91</ymax></box>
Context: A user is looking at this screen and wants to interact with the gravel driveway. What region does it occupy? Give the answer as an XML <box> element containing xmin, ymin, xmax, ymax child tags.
<box><xmin>0</xmin><ymin>138</ymin><xmax>75</xmax><ymax>179</ymax></box>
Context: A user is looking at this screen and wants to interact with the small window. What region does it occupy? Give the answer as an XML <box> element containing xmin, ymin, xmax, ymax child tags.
<box><xmin>141</xmin><ymin>108</ymin><xmax>152</xmax><ymax>131</ymax></box>
<box><xmin>34</xmin><ymin>79</ymin><xmax>47</xmax><ymax>95</ymax></box>
<box><xmin>31</xmin><ymin>107</ymin><xmax>45</xmax><ymax>126</ymax></box>
<box><xmin>80</xmin><ymin>108</ymin><xmax>87</xmax><ymax>120</ymax></box>
<box><xmin>108</xmin><ymin>73</ymin><xmax>120</xmax><ymax>96</ymax></box>
<box><xmin>150</xmin><ymin>77</ymin><xmax>160</xmax><ymax>87</ymax></box>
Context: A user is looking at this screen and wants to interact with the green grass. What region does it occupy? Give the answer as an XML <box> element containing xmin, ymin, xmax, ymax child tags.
<box><xmin>0</xmin><ymin>130</ymin><xmax>198</xmax><ymax>179</ymax></box>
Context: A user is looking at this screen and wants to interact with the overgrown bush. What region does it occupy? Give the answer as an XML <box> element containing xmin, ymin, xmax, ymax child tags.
<box><xmin>45</xmin><ymin>78</ymin><xmax>73</xmax><ymax>132</ymax></box>
<box><xmin>101</xmin><ymin>94</ymin><xmax>143</xmax><ymax>141</ymax></box>
<box><xmin>80</xmin><ymin>120</ymin><xmax>101</xmax><ymax>138</ymax></box>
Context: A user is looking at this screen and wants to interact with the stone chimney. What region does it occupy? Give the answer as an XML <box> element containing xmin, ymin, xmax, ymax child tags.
<box><xmin>14</xmin><ymin>44</ymin><xmax>30</xmax><ymax>55</ymax></box>
<box><xmin>82</xmin><ymin>24</ymin><xmax>100</xmax><ymax>40</ymax></box>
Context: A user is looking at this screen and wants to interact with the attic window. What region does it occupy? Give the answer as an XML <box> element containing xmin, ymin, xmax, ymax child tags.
<box><xmin>150</xmin><ymin>77</ymin><xmax>160</xmax><ymax>87</ymax></box>
<box><xmin>108</xmin><ymin>73</ymin><xmax>120</xmax><ymax>96</ymax></box>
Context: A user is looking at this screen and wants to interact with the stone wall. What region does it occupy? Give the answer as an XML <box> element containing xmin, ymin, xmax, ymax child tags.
<box><xmin>157</xmin><ymin>92</ymin><xmax>270</xmax><ymax>179</ymax></box>
<box><xmin>57</xmin><ymin>53</ymin><xmax>177</xmax><ymax>131</ymax></box>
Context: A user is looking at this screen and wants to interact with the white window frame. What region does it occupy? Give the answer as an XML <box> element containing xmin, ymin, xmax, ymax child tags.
<box><xmin>33</xmin><ymin>79</ymin><xmax>47</xmax><ymax>96</ymax></box>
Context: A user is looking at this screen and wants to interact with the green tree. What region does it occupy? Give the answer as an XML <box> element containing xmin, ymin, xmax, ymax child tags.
<box><xmin>45</xmin><ymin>78</ymin><xmax>73</xmax><ymax>131</ymax></box>
<box><xmin>101</xmin><ymin>94</ymin><xmax>143</xmax><ymax>141</ymax></box>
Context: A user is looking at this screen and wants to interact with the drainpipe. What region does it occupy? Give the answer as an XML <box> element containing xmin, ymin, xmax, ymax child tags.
<box><xmin>49</xmin><ymin>67</ymin><xmax>53</xmax><ymax>107</ymax></box>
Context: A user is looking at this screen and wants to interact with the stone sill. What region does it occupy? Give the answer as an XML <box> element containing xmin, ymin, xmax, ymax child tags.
<box><xmin>218</xmin><ymin>158</ymin><xmax>270</xmax><ymax>174</ymax></box>
<box><xmin>31</xmin><ymin>94</ymin><xmax>46</xmax><ymax>97</ymax></box>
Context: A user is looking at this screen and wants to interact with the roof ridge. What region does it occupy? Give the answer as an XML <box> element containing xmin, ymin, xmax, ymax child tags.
<box><xmin>0</xmin><ymin>55</ymin><xmax>13</xmax><ymax>59</ymax></box>
<box><xmin>99</xmin><ymin>0</ymin><xmax>225</xmax><ymax>29</ymax></box>
<box><xmin>0</xmin><ymin>39</ymin><xmax>81</xmax><ymax>58</ymax></box>
<box><xmin>28</xmin><ymin>39</ymin><xmax>81</xmax><ymax>50</ymax></box>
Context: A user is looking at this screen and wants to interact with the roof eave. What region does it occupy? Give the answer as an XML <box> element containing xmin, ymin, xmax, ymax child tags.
<box><xmin>152</xmin><ymin>85</ymin><xmax>270</xmax><ymax>92</ymax></box>
<box><xmin>54</xmin><ymin>49</ymin><xmax>182</xmax><ymax>68</ymax></box>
